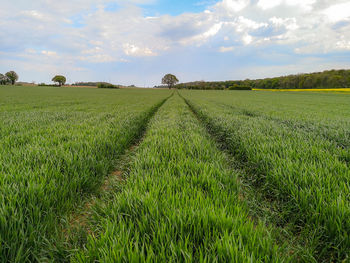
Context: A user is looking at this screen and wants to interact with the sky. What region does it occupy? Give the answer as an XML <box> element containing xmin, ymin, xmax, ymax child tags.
<box><xmin>1</xmin><ymin>0</ymin><xmax>350</xmax><ymax>86</ymax></box>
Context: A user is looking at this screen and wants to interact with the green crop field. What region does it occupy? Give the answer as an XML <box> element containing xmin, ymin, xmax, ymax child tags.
<box><xmin>0</xmin><ymin>86</ymin><xmax>349</xmax><ymax>262</ymax></box>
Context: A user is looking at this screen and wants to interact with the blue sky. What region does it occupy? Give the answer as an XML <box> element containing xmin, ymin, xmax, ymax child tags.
<box><xmin>141</xmin><ymin>0</ymin><xmax>217</xmax><ymax>16</ymax></box>
<box><xmin>104</xmin><ymin>0</ymin><xmax>211</xmax><ymax>15</ymax></box>
<box><xmin>0</xmin><ymin>0</ymin><xmax>350</xmax><ymax>86</ymax></box>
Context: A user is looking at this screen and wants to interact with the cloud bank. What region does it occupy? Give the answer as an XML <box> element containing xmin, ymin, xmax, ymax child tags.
<box><xmin>0</xmin><ymin>0</ymin><xmax>350</xmax><ymax>85</ymax></box>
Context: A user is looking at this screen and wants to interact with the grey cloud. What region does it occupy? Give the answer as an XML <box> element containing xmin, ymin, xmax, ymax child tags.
<box><xmin>158</xmin><ymin>13</ymin><xmax>213</xmax><ymax>41</ymax></box>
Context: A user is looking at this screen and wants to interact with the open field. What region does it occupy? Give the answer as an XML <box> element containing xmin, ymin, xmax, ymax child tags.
<box><xmin>0</xmin><ymin>86</ymin><xmax>171</xmax><ymax>261</ymax></box>
<box><xmin>0</xmin><ymin>86</ymin><xmax>350</xmax><ymax>262</ymax></box>
<box><xmin>73</xmin><ymin>95</ymin><xmax>290</xmax><ymax>262</ymax></box>
<box><xmin>181</xmin><ymin>90</ymin><xmax>350</xmax><ymax>261</ymax></box>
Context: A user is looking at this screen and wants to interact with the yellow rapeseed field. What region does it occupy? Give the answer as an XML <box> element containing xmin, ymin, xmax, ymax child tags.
<box><xmin>253</xmin><ymin>88</ymin><xmax>350</xmax><ymax>93</ymax></box>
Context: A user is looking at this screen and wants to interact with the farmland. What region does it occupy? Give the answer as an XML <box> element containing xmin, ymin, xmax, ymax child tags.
<box><xmin>1</xmin><ymin>86</ymin><xmax>350</xmax><ymax>262</ymax></box>
<box><xmin>181</xmin><ymin>90</ymin><xmax>350</xmax><ymax>262</ymax></box>
<box><xmin>0</xmin><ymin>86</ymin><xmax>171</xmax><ymax>261</ymax></box>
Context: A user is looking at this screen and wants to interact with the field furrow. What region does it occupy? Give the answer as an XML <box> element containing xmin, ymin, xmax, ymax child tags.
<box><xmin>214</xmin><ymin>102</ymin><xmax>350</xmax><ymax>152</ymax></box>
<box><xmin>2</xmin><ymin>86</ymin><xmax>350</xmax><ymax>262</ymax></box>
<box><xmin>0</xmin><ymin>87</ymin><xmax>171</xmax><ymax>262</ymax></box>
<box><xmin>72</xmin><ymin>94</ymin><xmax>292</xmax><ymax>262</ymax></box>
<box><xmin>182</xmin><ymin>91</ymin><xmax>350</xmax><ymax>262</ymax></box>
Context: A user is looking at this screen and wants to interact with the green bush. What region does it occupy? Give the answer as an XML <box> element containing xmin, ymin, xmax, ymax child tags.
<box><xmin>97</xmin><ymin>82</ymin><xmax>119</xmax><ymax>89</ymax></box>
<box><xmin>38</xmin><ymin>83</ymin><xmax>57</xmax><ymax>87</ymax></box>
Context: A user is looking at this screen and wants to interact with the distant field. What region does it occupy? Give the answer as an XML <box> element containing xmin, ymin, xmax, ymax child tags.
<box><xmin>1</xmin><ymin>86</ymin><xmax>349</xmax><ymax>262</ymax></box>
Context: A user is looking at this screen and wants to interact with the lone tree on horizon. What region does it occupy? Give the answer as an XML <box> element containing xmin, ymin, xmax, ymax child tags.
<box><xmin>5</xmin><ymin>71</ymin><xmax>19</xmax><ymax>85</ymax></box>
<box><xmin>52</xmin><ymin>75</ymin><xmax>66</xmax><ymax>86</ymax></box>
<box><xmin>162</xmin><ymin>74</ymin><xmax>179</xmax><ymax>89</ymax></box>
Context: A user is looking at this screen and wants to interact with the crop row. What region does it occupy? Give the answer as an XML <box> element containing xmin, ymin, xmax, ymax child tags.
<box><xmin>182</xmin><ymin>91</ymin><xmax>350</xmax><ymax>262</ymax></box>
<box><xmin>73</xmin><ymin>95</ymin><xmax>292</xmax><ymax>262</ymax></box>
<box><xmin>204</xmin><ymin>90</ymin><xmax>350</xmax><ymax>150</ymax></box>
<box><xmin>0</xmin><ymin>87</ymin><xmax>171</xmax><ymax>262</ymax></box>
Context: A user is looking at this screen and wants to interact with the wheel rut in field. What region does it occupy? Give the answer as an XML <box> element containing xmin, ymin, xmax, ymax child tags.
<box><xmin>179</xmin><ymin>93</ymin><xmax>312</xmax><ymax>261</ymax></box>
<box><xmin>70</xmin><ymin>93</ymin><xmax>295</xmax><ymax>262</ymax></box>
<box><xmin>62</xmin><ymin>93</ymin><xmax>173</xmax><ymax>256</ymax></box>
<box><xmin>66</xmin><ymin>145</ymin><xmax>135</xmax><ymax>240</ymax></box>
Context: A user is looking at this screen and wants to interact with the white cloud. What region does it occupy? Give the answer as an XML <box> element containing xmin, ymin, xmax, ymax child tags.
<box><xmin>123</xmin><ymin>44</ymin><xmax>157</xmax><ymax>57</ymax></box>
<box><xmin>336</xmin><ymin>36</ymin><xmax>350</xmax><ymax>49</ymax></box>
<box><xmin>219</xmin><ymin>0</ymin><xmax>250</xmax><ymax>12</ymax></box>
<box><xmin>235</xmin><ymin>16</ymin><xmax>267</xmax><ymax>32</ymax></box>
<box><xmin>242</xmin><ymin>34</ymin><xmax>253</xmax><ymax>44</ymax></box>
<box><xmin>181</xmin><ymin>22</ymin><xmax>223</xmax><ymax>45</ymax></box>
<box><xmin>323</xmin><ymin>2</ymin><xmax>350</xmax><ymax>22</ymax></box>
<box><xmin>257</xmin><ymin>0</ymin><xmax>283</xmax><ymax>10</ymax></box>
<box><xmin>257</xmin><ymin>0</ymin><xmax>316</xmax><ymax>11</ymax></box>
<box><xmin>219</xmin><ymin>46</ymin><xmax>235</xmax><ymax>52</ymax></box>
<box><xmin>0</xmin><ymin>0</ymin><xmax>350</xmax><ymax>84</ymax></box>
<box><xmin>41</xmin><ymin>50</ymin><xmax>58</xmax><ymax>57</ymax></box>
<box><xmin>269</xmin><ymin>17</ymin><xmax>298</xmax><ymax>30</ymax></box>
<box><xmin>2</xmin><ymin>0</ymin><xmax>349</xmax><ymax>61</ymax></box>
<box><xmin>20</xmin><ymin>10</ymin><xmax>48</xmax><ymax>20</ymax></box>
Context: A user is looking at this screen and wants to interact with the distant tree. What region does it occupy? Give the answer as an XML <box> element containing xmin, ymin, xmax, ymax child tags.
<box><xmin>162</xmin><ymin>74</ymin><xmax>179</xmax><ymax>89</ymax></box>
<box><xmin>0</xmin><ymin>74</ymin><xmax>10</xmax><ymax>85</ymax></box>
<box><xmin>5</xmin><ymin>71</ymin><xmax>19</xmax><ymax>85</ymax></box>
<box><xmin>52</xmin><ymin>75</ymin><xmax>66</xmax><ymax>86</ymax></box>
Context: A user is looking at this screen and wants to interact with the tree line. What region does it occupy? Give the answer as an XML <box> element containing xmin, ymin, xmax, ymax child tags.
<box><xmin>72</xmin><ymin>82</ymin><xmax>119</xmax><ymax>88</ymax></box>
<box><xmin>176</xmin><ymin>81</ymin><xmax>251</xmax><ymax>90</ymax></box>
<box><xmin>176</xmin><ymin>69</ymin><xmax>350</xmax><ymax>90</ymax></box>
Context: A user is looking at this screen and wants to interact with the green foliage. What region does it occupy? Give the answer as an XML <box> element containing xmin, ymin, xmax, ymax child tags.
<box><xmin>0</xmin><ymin>73</ymin><xmax>10</xmax><ymax>85</ymax></box>
<box><xmin>176</xmin><ymin>69</ymin><xmax>350</xmax><ymax>90</ymax></box>
<box><xmin>97</xmin><ymin>82</ymin><xmax>119</xmax><ymax>89</ymax></box>
<box><xmin>38</xmin><ymin>83</ymin><xmax>57</xmax><ymax>87</ymax></box>
<box><xmin>73</xmin><ymin>82</ymin><xmax>124</xmax><ymax>87</ymax></box>
<box><xmin>181</xmin><ymin>90</ymin><xmax>350</xmax><ymax>262</ymax></box>
<box><xmin>162</xmin><ymin>73</ymin><xmax>179</xmax><ymax>89</ymax></box>
<box><xmin>251</xmin><ymin>69</ymin><xmax>350</xmax><ymax>89</ymax></box>
<box><xmin>52</xmin><ymin>75</ymin><xmax>66</xmax><ymax>86</ymax></box>
<box><xmin>5</xmin><ymin>71</ymin><xmax>18</xmax><ymax>85</ymax></box>
<box><xmin>72</xmin><ymin>82</ymin><xmax>101</xmax><ymax>86</ymax></box>
<box><xmin>177</xmin><ymin>80</ymin><xmax>249</xmax><ymax>90</ymax></box>
<box><xmin>0</xmin><ymin>86</ymin><xmax>171</xmax><ymax>262</ymax></box>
